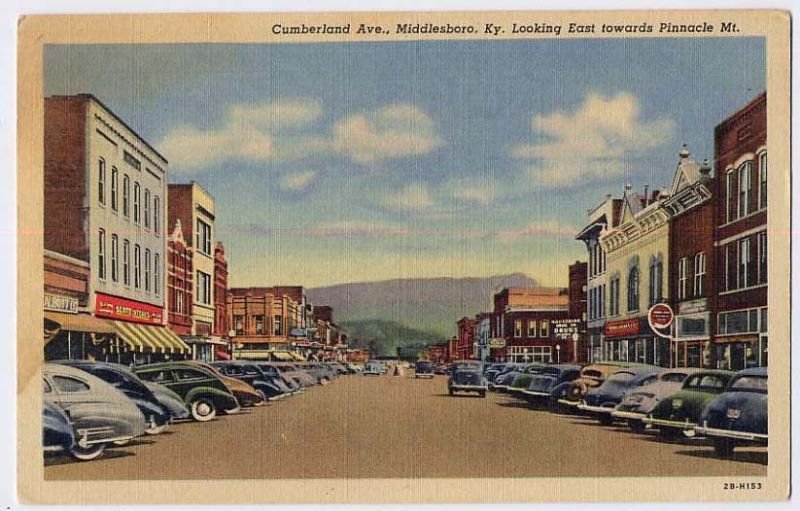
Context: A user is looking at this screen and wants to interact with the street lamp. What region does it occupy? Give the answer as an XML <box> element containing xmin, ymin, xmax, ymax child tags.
<box><xmin>555</xmin><ymin>344</ymin><xmax>561</xmax><ymax>363</ymax></box>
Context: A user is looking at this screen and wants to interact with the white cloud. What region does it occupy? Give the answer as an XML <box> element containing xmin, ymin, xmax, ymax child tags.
<box><xmin>278</xmin><ymin>170</ymin><xmax>317</xmax><ymax>192</ymax></box>
<box><xmin>453</xmin><ymin>184</ymin><xmax>494</xmax><ymax>205</ymax></box>
<box><xmin>386</xmin><ymin>183</ymin><xmax>434</xmax><ymax>212</ymax></box>
<box><xmin>495</xmin><ymin>220</ymin><xmax>577</xmax><ymax>244</ymax></box>
<box><xmin>510</xmin><ymin>92</ymin><xmax>676</xmax><ymax>187</ymax></box>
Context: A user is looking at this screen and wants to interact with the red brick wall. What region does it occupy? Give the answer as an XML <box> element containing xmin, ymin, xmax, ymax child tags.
<box><xmin>44</xmin><ymin>96</ymin><xmax>89</xmax><ymax>260</ymax></box>
<box><xmin>167</xmin><ymin>233</ymin><xmax>193</xmax><ymax>335</ymax></box>
<box><xmin>167</xmin><ymin>184</ymin><xmax>194</xmax><ymax>247</ymax></box>
<box><xmin>214</xmin><ymin>243</ymin><xmax>228</xmax><ymax>336</ymax></box>
<box><xmin>43</xmin><ymin>253</ymin><xmax>90</xmax><ymax>307</ymax></box>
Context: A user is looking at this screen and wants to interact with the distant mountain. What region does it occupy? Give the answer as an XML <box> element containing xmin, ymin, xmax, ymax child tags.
<box><xmin>307</xmin><ymin>273</ymin><xmax>537</xmax><ymax>339</ymax></box>
<box><xmin>340</xmin><ymin>320</ymin><xmax>440</xmax><ymax>358</ymax></box>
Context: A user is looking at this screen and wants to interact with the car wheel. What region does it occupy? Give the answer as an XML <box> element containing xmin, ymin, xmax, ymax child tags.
<box><xmin>71</xmin><ymin>443</ymin><xmax>106</xmax><ymax>461</ymax></box>
<box><xmin>190</xmin><ymin>398</ymin><xmax>217</xmax><ymax>422</ymax></box>
<box><xmin>713</xmin><ymin>438</ymin><xmax>735</xmax><ymax>457</ymax></box>
<box><xmin>628</xmin><ymin>419</ymin><xmax>646</xmax><ymax>434</ymax></box>
<box><xmin>598</xmin><ymin>414</ymin><xmax>614</xmax><ymax>426</ymax></box>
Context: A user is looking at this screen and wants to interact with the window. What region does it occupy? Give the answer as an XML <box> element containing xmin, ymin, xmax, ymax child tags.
<box><xmin>609</xmin><ymin>276</ymin><xmax>620</xmax><ymax>316</ymax></box>
<box><xmin>98</xmin><ymin>158</ymin><xmax>106</xmax><ymax>205</ymax></box>
<box><xmin>144</xmin><ymin>249</ymin><xmax>151</xmax><ymax>292</ymax></box>
<box><xmin>532</xmin><ymin>346</ymin><xmax>552</xmax><ymax>363</ymax></box>
<box><xmin>678</xmin><ymin>257</ymin><xmax>688</xmax><ymax>300</ymax></box>
<box><xmin>759</xmin><ymin>151</ymin><xmax>767</xmax><ymax>209</ymax></box>
<box><xmin>176</xmin><ymin>288</ymin><xmax>185</xmax><ymax>314</ymax></box>
<box><xmin>627</xmin><ymin>266</ymin><xmax>639</xmax><ymax>312</ymax></box>
<box><xmin>694</xmin><ymin>252</ymin><xmax>706</xmax><ymax>296</ymax></box>
<box><xmin>52</xmin><ymin>376</ymin><xmax>90</xmax><ymax>393</ymax></box>
<box><xmin>539</xmin><ymin>320</ymin><xmax>549</xmax><ymax>338</ymax></box>
<box><xmin>153</xmin><ymin>196</ymin><xmax>160</xmax><ymax>235</ymax></box>
<box><xmin>725</xmin><ymin>244</ymin><xmax>736</xmax><ymax>292</ymax></box>
<box><xmin>196</xmin><ymin>219</ymin><xmax>212</xmax><ymax>255</ymax></box>
<box><xmin>137</xmin><ymin>370</ymin><xmax>172</xmax><ymax>384</ymax></box>
<box><xmin>110</xmin><ymin>234</ymin><xmax>118</xmax><ymax>282</ymax></box>
<box><xmin>719</xmin><ymin>309</ymin><xmax>761</xmax><ymax>335</ymax></box>
<box><xmin>738</xmin><ymin>238</ymin><xmax>750</xmax><ymax>288</ymax></box>
<box><xmin>738</xmin><ymin>161</ymin><xmax>752</xmax><ymax>218</ymax></box>
<box><xmin>196</xmin><ymin>270</ymin><xmax>211</xmax><ymax>305</ymax></box>
<box><xmin>234</xmin><ymin>315</ymin><xmax>244</xmax><ymax>335</ymax></box>
<box><xmin>274</xmin><ymin>316</ymin><xmax>283</xmax><ymax>335</ymax></box>
<box><xmin>514</xmin><ymin>320</ymin><xmax>522</xmax><ymax>338</ymax></box>
<box><xmin>133</xmin><ymin>182</ymin><xmax>141</xmax><ymax>223</ymax></box>
<box><xmin>255</xmin><ymin>315</ymin><xmax>265</xmax><ymax>335</ymax></box>
<box><xmin>134</xmin><ymin>244</ymin><xmax>141</xmax><ymax>288</ymax></box>
<box><xmin>110</xmin><ymin>166</ymin><xmax>118</xmax><ymax>211</ymax></box>
<box><xmin>726</xmin><ymin>169</ymin><xmax>735</xmax><ymax>222</ymax></box>
<box><xmin>123</xmin><ymin>175</ymin><xmax>130</xmax><ymax>216</ymax></box>
<box><xmin>758</xmin><ymin>232</ymin><xmax>767</xmax><ymax>284</ymax></box>
<box><xmin>527</xmin><ymin>320</ymin><xmax>537</xmax><ymax>337</ymax></box>
<box><xmin>98</xmin><ymin>229</ymin><xmax>106</xmax><ymax>279</ymax></box>
<box><xmin>144</xmin><ymin>189</ymin><xmax>151</xmax><ymax>228</ymax></box>
<box><xmin>154</xmin><ymin>253</ymin><xmax>160</xmax><ymax>295</ymax></box>
<box><xmin>123</xmin><ymin>240</ymin><xmax>130</xmax><ymax>285</ymax></box>
<box><xmin>174</xmin><ymin>369</ymin><xmax>205</xmax><ymax>381</ymax></box>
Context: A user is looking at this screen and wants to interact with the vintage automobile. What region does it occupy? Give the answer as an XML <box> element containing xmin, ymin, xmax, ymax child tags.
<box><xmin>433</xmin><ymin>364</ymin><xmax>448</xmax><ymax>375</ymax></box>
<box><xmin>578</xmin><ymin>366</ymin><xmax>662</xmax><ymax>424</ymax></box>
<box><xmin>495</xmin><ymin>363</ymin><xmax>545</xmax><ymax>393</ymax></box>
<box><xmin>695</xmin><ymin>366</ymin><xmax>768</xmax><ymax>456</ymax></box>
<box><xmin>56</xmin><ymin>360</ymin><xmax>173</xmax><ymax>435</ymax></box>
<box><xmin>521</xmin><ymin>364</ymin><xmax>582</xmax><ymax>403</ymax></box>
<box><xmin>507</xmin><ymin>363</ymin><xmax>549</xmax><ymax>397</ymax></box>
<box><xmin>134</xmin><ymin>362</ymin><xmax>240</xmax><ymax>422</ymax></box>
<box><xmin>143</xmin><ymin>380</ymin><xmax>192</xmax><ymax>421</ymax></box>
<box><xmin>555</xmin><ymin>362</ymin><xmax>632</xmax><ymax>408</ymax></box>
<box><xmin>446</xmin><ymin>360</ymin><xmax>480</xmax><ymax>376</ymax></box>
<box><xmin>270</xmin><ymin>362</ymin><xmax>317</xmax><ymax>388</ymax></box>
<box><xmin>486</xmin><ymin>363</ymin><xmax>516</xmax><ymax>390</ymax></box>
<box><xmin>448</xmin><ymin>367</ymin><xmax>487</xmax><ymax>397</ymax></box>
<box><xmin>612</xmin><ymin>368</ymin><xmax>702</xmax><ymax>432</ymax></box>
<box><xmin>213</xmin><ymin>361</ymin><xmax>287</xmax><ymax>401</ymax></box>
<box><xmin>183</xmin><ymin>360</ymin><xmax>264</xmax><ymax>407</ymax></box>
<box><xmin>643</xmin><ymin>369</ymin><xmax>734</xmax><ymax>437</ymax></box>
<box><xmin>362</xmin><ymin>362</ymin><xmax>385</xmax><ymax>376</ymax></box>
<box><xmin>414</xmin><ymin>360</ymin><xmax>434</xmax><ymax>379</ymax></box>
<box><xmin>42</xmin><ymin>401</ymin><xmax>75</xmax><ymax>457</ymax></box>
<box><xmin>44</xmin><ymin>363</ymin><xmax>146</xmax><ymax>461</ymax></box>
<box><xmin>253</xmin><ymin>362</ymin><xmax>304</xmax><ymax>394</ymax></box>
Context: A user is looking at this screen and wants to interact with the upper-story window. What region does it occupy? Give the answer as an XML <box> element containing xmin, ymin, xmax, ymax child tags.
<box><xmin>539</xmin><ymin>320</ymin><xmax>549</xmax><ymax>338</ymax></box>
<box><xmin>98</xmin><ymin>159</ymin><xmax>106</xmax><ymax>206</ymax></box>
<box><xmin>609</xmin><ymin>276</ymin><xmax>620</xmax><ymax>316</ymax></box>
<box><xmin>144</xmin><ymin>249</ymin><xmax>151</xmax><ymax>292</ymax></box>
<box><xmin>196</xmin><ymin>270</ymin><xmax>211</xmax><ymax>305</ymax></box>
<box><xmin>98</xmin><ymin>229</ymin><xmax>106</xmax><ymax>280</ymax></box>
<box><xmin>648</xmin><ymin>259</ymin><xmax>663</xmax><ymax>307</ymax></box>
<box><xmin>154</xmin><ymin>253</ymin><xmax>160</xmax><ymax>295</ymax></box>
<box><xmin>627</xmin><ymin>266</ymin><xmax>639</xmax><ymax>312</ymax></box>
<box><xmin>110</xmin><ymin>167</ymin><xmax>118</xmax><ymax>211</ymax></box>
<box><xmin>153</xmin><ymin>196</ymin><xmax>160</xmax><ymax>235</ymax></box>
<box><xmin>694</xmin><ymin>252</ymin><xmax>706</xmax><ymax>296</ymax></box>
<box><xmin>110</xmin><ymin>234</ymin><xmax>118</xmax><ymax>282</ymax></box>
<box><xmin>123</xmin><ymin>239</ymin><xmax>130</xmax><ymax>285</ymax></box>
<box><xmin>726</xmin><ymin>169</ymin><xmax>735</xmax><ymax>223</ymax></box>
<box><xmin>738</xmin><ymin>161</ymin><xmax>752</xmax><ymax>219</ymax></box>
<box><xmin>738</xmin><ymin>237</ymin><xmax>750</xmax><ymax>288</ymax></box>
<box><xmin>514</xmin><ymin>320</ymin><xmax>522</xmax><ymax>338</ymax></box>
<box><xmin>759</xmin><ymin>151</ymin><xmax>767</xmax><ymax>209</ymax></box>
<box><xmin>678</xmin><ymin>257</ymin><xmax>688</xmax><ymax>300</ymax></box>
<box><xmin>196</xmin><ymin>219</ymin><xmax>212</xmax><ymax>255</ymax></box>
<box><xmin>144</xmin><ymin>189</ymin><xmax>151</xmax><ymax>229</ymax></box>
<box><xmin>133</xmin><ymin>182</ymin><xmax>141</xmax><ymax>223</ymax></box>
<box><xmin>527</xmin><ymin>320</ymin><xmax>537</xmax><ymax>337</ymax></box>
<box><xmin>758</xmin><ymin>232</ymin><xmax>767</xmax><ymax>284</ymax></box>
<box><xmin>123</xmin><ymin>175</ymin><xmax>130</xmax><ymax>217</ymax></box>
<box><xmin>134</xmin><ymin>244</ymin><xmax>141</xmax><ymax>289</ymax></box>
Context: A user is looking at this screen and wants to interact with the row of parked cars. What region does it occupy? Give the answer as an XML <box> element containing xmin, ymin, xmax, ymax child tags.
<box><xmin>484</xmin><ymin>360</ymin><xmax>768</xmax><ymax>457</ymax></box>
<box><xmin>43</xmin><ymin>359</ymin><xmax>355</xmax><ymax>462</ymax></box>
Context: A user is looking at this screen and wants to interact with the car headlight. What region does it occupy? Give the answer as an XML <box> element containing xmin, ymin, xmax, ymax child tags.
<box><xmin>671</xmin><ymin>399</ymin><xmax>683</xmax><ymax>409</ymax></box>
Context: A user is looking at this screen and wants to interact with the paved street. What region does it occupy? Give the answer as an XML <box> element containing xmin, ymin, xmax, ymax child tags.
<box><xmin>44</xmin><ymin>372</ymin><xmax>766</xmax><ymax>480</ymax></box>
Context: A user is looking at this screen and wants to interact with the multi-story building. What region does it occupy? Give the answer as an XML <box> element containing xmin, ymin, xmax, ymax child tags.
<box><xmin>227</xmin><ymin>286</ymin><xmax>306</xmax><ymax>359</ymax></box>
<box><xmin>567</xmin><ymin>261</ymin><xmax>588</xmax><ymax>363</ymax></box>
<box><xmin>600</xmin><ymin>183</ymin><xmax>670</xmax><ymax>366</ymax></box>
<box><xmin>663</xmin><ymin>146</ymin><xmax>716</xmax><ymax>368</ymax></box>
<box><xmin>168</xmin><ymin>182</ymin><xmax>222</xmax><ymax>360</ymax></box>
<box><xmin>166</xmin><ymin>219</ymin><xmax>193</xmax><ymax>337</ymax></box>
<box><xmin>213</xmin><ymin>242</ymin><xmax>229</xmax><ymax>357</ymax></box>
<box><xmin>44</xmin><ymin>94</ymin><xmax>188</xmax><ymax>363</ymax></box>
<box><xmin>491</xmin><ymin>287</ymin><xmax>571</xmax><ymax>363</ymax></box>
<box><xmin>575</xmin><ymin>195</ymin><xmax>622</xmax><ymax>363</ymax></box>
<box><xmin>713</xmin><ymin>93</ymin><xmax>767</xmax><ymax>370</ymax></box>
<box><xmin>473</xmin><ymin>312</ymin><xmax>493</xmax><ymax>362</ymax></box>
<box><xmin>455</xmin><ymin>317</ymin><xmax>476</xmax><ymax>360</ymax></box>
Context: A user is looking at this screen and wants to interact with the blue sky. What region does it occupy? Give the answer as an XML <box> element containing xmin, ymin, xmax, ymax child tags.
<box><xmin>44</xmin><ymin>38</ymin><xmax>765</xmax><ymax>288</ymax></box>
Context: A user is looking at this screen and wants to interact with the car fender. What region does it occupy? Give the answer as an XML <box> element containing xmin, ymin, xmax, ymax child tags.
<box><xmin>184</xmin><ymin>386</ymin><xmax>238</xmax><ymax>409</ymax></box>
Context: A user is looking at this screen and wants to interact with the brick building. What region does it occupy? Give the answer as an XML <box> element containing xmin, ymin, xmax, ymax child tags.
<box><xmin>713</xmin><ymin>93</ymin><xmax>767</xmax><ymax>370</ymax></box>
<box><xmin>567</xmin><ymin>261</ymin><xmax>588</xmax><ymax>363</ymax></box>
<box><xmin>166</xmin><ymin>219</ymin><xmax>192</xmax><ymax>337</ymax></box>
<box><xmin>213</xmin><ymin>242</ymin><xmax>229</xmax><ymax>357</ymax></box>
<box><xmin>455</xmin><ymin>316</ymin><xmax>476</xmax><ymax>360</ymax></box>
<box><xmin>228</xmin><ymin>286</ymin><xmax>306</xmax><ymax>359</ymax></box>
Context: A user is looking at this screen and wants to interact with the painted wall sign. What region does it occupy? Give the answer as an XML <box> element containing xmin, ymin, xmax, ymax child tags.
<box><xmin>605</xmin><ymin>318</ymin><xmax>640</xmax><ymax>338</ymax></box>
<box><xmin>44</xmin><ymin>293</ymin><xmax>79</xmax><ymax>313</ymax></box>
<box><xmin>95</xmin><ymin>292</ymin><xmax>164</xmax><ymax>325</ymax></box>
<box><xmin>678</xmin><ymin>298</ymin><xmax>708</xmax><ymax>315</ymax></box>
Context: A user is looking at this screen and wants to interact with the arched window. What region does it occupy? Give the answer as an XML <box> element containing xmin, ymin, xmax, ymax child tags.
<box><xmin>627</xmin><ymin>266</ymin><xmax>639</xmax><ymax>312</ymax></box>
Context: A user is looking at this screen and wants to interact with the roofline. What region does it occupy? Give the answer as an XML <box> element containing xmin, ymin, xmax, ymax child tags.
<box><xmin>716</xmin><ymin>92</ymin><xmax>766</xmax><ymax>129</ymax></box>
<box><xmin>47</xmin><ymin>93</ymin><xmax>169</xmax><ymax>165</ymax></box>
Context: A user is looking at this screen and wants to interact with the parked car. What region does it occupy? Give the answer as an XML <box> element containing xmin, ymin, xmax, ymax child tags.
<box><xmin>495</xmin><ymin>363</ymin><xmax>544</xmax><ymax>393</ymax></box>
<box><xmin>134</xmin><ymin>362</ymin><xmax>240</xmax><ymax>422</ymax></box>
<box><xmin>507</xmin><ymin>363</ymin><xmax>549</xmax><ymax>397</ymax></box>
<box><xmin>695</xmin><ymin>366</ymin><xmax>768</xmax><ymax>456</ymax></box>
<box><xmin>213</xmin><ymin>361</ymin><xmax>287</xmax><ymax>401</ymax></box>
<box><xmin>142</xmin><ymin>380</ymin><xmax>191</xmax><ymax>421</ymax></box>
<box><xmin>578</xmin><ymin>366</ymin><xmax>662</xmax><ymax>424</ymax></box>
<box><xmin>363</xmin><ymin>362</ymin><xmax>384</xmax><ymax>376</ymax></box>
<box><xmin>42</xmin><ymin>401</ymin><xmax>75</xmax><ymax>457</ymax></box>
<box><xmin>433</xmin><ymin>364</ymin><xmax>448</xmax><ymax>375</ymax></box>
<box><xmin>555</xmin><ymin>363</ymin><xmax>632</xmax><ymax>408</ymax></box>
<box><xmin>486</xmin><ymin>363</ymin><xmax>516</xmax><ymax>390</ymax></box>
<box><xmin>56</xmin><ymin>360</ymin><xmax>173</xmax><ymax>435</ymax></box>
<box><xmin>521</xmin><ymin>364</ymin><xmax>582</xmax><ymax>403</ymax></box>
<box><xmin>253</xmin><ymin>362</ymin><xmax>304</xmax><ymax>394</ymax></box>
<box><xmin>414</xmin><ymin>360</ymin><xmax>434</xmax><ymax>379</ymax></box>
<box><xmin>271</xmin><ymin>362</ymin><xmax>317</xmax><ymax>388</ymax></box>
<box><xmin>643</xmin><ymin>369</ymin><xmax>734</xmax><ymax>437</ymax></box>
<box><xmin>446</xmin><ymin>360</ymin><xmax>480</xmax><ymax>376</ymax></box>
<box><xmin>612</xmin><ymin>368</ymin><xmax>702</xmax><ymax>432</ymax></box>
<box><xmin>183</xmin><ymin>360</ymin><xmax>264</xmax><ymax>407</ymax></box>
<box><xmin>448</xmin><ymin>367</ymin><xmax>487</xmax><ymax>397</ymax></box>
<box><xmin>44</xmin><ymin>363</ymin><xmax>146</xmax><ymax>461</ymax></box>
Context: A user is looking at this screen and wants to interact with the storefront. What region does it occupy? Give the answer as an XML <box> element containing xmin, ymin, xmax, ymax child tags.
<box><xmin>671</xmin><ymin>298</ymin><xmax>712</xmax><ymax>368</ymax></box>
<box><xmin>604</xmin><ymin>318</ymin><xmax>670</xmax><ymax>367</ymax></box>
<box><xmin>714</xmin><ymin>306</ymin><xmax>768</xmax><ymax>370</ymax></box>
<box><xmin>44</xmin><ymin>310</ymin><xmax>117</xmax><ymax>361</ymax></box>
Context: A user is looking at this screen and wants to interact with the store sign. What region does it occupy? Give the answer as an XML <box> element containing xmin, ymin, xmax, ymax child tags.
<box><xmin>678</xmin><ymin>298</ymin><xmax>708</xmax><ymax>315</ymax></box>
<box><xmin>289</xmin><ymin>328</ymin><xmax>307</xmax><ymax>338</ymax></box>
<box><xmin>488</xmin><ymin>338</ymin><xmax>506</xmax><ymax>349</ymax></box>
<box><xmin>95</xmin><ymin>293</ymin><xmax>163</xmax><ymax>325</ymax></box>
<box><xmin>44</xmin><ymin>293</ymin><xmax>78</xmax><ymax>314</ymax></box>
<box><xmin>605</xmin><ymin>319</ymin><xmax>640</xmax><ymax>338</ymax></box>
<box><xmin>552</xmin><ymin>319</ymin><xmax>581</xmax><ymax>340</ymax></box>
<box><xmin>648</xmin><ymin>303</ymin><xmax>674</xmax><ymax>330</ymax></box>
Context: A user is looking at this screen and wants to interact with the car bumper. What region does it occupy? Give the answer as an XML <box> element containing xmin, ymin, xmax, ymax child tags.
<box><xmin>577</xmin><ymin>402</ymin><xmax>616</xmax><ymax>414</ymax></box>
<box><xmin>415</xmin><ymin>374</ymin><xmax>434</xmax><ymax>378</ymax></box>
<box><xmin>642</xmin><ymin>416</ymin><xmax>696</xmax><ymax>430</ymax></box>
<box><xmin>695</xmin><ymin>421</ymin><xmax>768</xmax><ymax>442</ymax></box>
<box><xmin>557</xmin><ymin>399</ymin><xmax>581</xmax><ymax>407</ymax></box>
<box><xmin>611</xmin><ymin>409</ymin><xmax>647</xmax><ymax>420</ymax></box>
<box><xmin>450</xmin><ymin>384</ymin><xmax>487</xmax><ymax>391</ymax></box>
<box><xmin>521</xmin><ymin>389</ymin><xmax>550</xmax><ymax>397</ymax></box>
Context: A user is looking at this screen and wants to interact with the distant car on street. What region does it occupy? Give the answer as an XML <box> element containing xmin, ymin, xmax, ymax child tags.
<box><xmin>362</xmin><ymin>362</ymin><xmax>384</xmax><ymax>376</ymax></box>
<box><xmin>448</xmin><ymin>367</ymin><xmax>487</xmax><ymax>397</ymax></box>
<box><xmin>433</xmin><ymin>364</ymin><xmax>447</xmax><ymax>375</ymax></box>
<box><xmin>414</xmin><ymin>360</ymin><xmax>434</xmax><ymax>378</ymax></box>
<box><xmin>695</xmin><ymin>366</ymin><xmax>768</xmax><ymax>456</ymax></box>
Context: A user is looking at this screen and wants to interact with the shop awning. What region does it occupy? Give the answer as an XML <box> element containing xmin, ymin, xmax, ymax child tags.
<box><xmin>183</xmin><ymin>335</ymin><xmax>228</xmax><ymax>346</ymax></box>
<box><xmin>289</xmin><ymin>352</ymin><xmax>306</xmax><ymax>361</ymax></box>
<box><xmin>44</xmin><ymin>311</ymin><xmax>115</xmax><ymax>334</ymax></box>
<box><xmin>271</xmin><ymin>351</ymin><xmax>294</xmax><ymax>361</ymax></box>
<box><xmin>114</xmin><ymin>321</ymin><xmax>191</xmax><ymax>355</ymax></box>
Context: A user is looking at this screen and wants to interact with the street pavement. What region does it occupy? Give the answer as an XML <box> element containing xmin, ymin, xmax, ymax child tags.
<box><xmin>44</xmin><ymin>371</ymin><xmax>766</xmax><ymax>480</ymax></box>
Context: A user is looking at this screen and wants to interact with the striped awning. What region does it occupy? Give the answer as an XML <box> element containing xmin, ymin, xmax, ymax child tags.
<box><xmin>271</xmin><ymin>351</ymin><xmax>294</xmax><ymax>361</ymax></box>
<box><xmin>113</xmin><ymin>321</ymin><xmax>191</xmax><ymax>355</ymax></box>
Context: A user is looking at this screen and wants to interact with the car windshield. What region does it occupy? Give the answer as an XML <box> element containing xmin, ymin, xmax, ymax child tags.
<box><xmin>661</xmin><ymin>372</ymin><xmax>688</xmax><ymax>382</ymax></box>
<box><xmin>685</xmin><ymin>374</ymin><xmax>727</xmax><ymax>390</ymax></box>
<box><xmin>729</xmin><ymin>375</ymin><xmax>768</xmax><ymax>392</ymax></box>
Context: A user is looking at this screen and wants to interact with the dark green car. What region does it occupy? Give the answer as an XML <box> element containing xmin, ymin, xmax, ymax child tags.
<box><xmin>643</xmin><ymin>369</ymin><xmax>734</xmax><ymax>438</ymax></box>
<box><xmin>134</xmin><ymin>362</ymin><xmax>240</xmax><ymax>422</ymax></box>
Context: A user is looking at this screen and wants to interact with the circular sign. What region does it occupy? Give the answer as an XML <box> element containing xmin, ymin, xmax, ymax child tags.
<box><xmin>648</xmin><ymin>303</ymin><xmax>674</xmax><ymax>330</ymax></box>
<box><xmin>488</xmin><ymin>338</ymin><xmax>507</xmax><ymax>349</ymax></box>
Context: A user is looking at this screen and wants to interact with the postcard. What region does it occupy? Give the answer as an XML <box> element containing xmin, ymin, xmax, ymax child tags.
<box><xmin>17</xmin><ymin>8</ymin><xmax>790</xmax><ymax>504</ymax></box>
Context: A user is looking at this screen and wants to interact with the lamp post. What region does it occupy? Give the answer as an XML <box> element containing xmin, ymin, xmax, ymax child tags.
<box><xmin>555</xmin><ymin>344</ymin><xmax>561</xmax><ymax>363</ymax></box>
